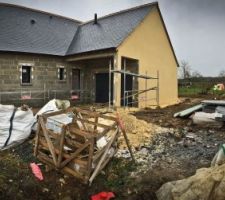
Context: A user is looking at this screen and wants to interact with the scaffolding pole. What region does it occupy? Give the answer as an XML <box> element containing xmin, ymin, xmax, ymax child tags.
<box><xmin>111</xmin><ymin>70</ymin><xmax>157</xmax><ymax>79</ymax></box>
<box><xmin>145</xmin><ymin>71</ymin><xmax>147</xmax><ymax>108</ymax></box>
<box><xmin>156</xmin><ymin>70</ymin><xmax>160</xmax><ymax>106</ymax></box>
<box><xmin>123</xmin><ymin>58</ymin><xmax>126</xmax><ymax>108</ymax></box>
<box><xmin>108</xmin><ymin>59</ymin><xmax>112</xmax><ymax>109</ymax></box>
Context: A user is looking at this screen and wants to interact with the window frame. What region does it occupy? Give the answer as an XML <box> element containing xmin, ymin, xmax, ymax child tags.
<box><xmin>20</xmin><ymin>64</ymin><xmax>33</xmax><ymax>86</ymax></box>
<box><xmin>58</xmin><ymin>66</ymin><xmax>66</xmax><ymax>81</ymax></box>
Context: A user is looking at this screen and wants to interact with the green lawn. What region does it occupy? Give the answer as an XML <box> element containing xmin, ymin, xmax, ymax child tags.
<box><xmin>178</xmin><ymin>87</ymin><xmax>207</xmax><ymax>96</ymax></box>
<box><xmin>179</xmin><ymin>86</ymin><xmax>225</xmax><ymax>97</ymax></box>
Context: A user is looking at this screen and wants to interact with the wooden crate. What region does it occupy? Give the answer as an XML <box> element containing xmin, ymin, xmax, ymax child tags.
<box><xmin>34</xmin><ymin>108</ymin><xmax>134</xmax><ymax>184</ymax></box>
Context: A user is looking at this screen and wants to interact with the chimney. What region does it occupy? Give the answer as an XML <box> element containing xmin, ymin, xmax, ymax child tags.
<box><xmin>94</xmin><ymin>13</ymin><xmax>98</xmax><ymax>24</ymax></box>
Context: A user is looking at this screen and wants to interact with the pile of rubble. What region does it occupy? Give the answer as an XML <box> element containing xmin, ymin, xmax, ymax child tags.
<box><xmin>115</xmin><ymin>109</ymin><xmax>225</xmax><ymax>179</ymax></box>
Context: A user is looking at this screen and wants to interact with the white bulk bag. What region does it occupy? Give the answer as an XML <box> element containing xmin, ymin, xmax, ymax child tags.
<box><xmin>0</xmin><ymin>104</ymin><xmax>35</xmax><ymax>150</ymax></box>
<box><xmin>32</xmin><ymin>99</ymin><xmax>70</xmax><ymax>131</ymax></box>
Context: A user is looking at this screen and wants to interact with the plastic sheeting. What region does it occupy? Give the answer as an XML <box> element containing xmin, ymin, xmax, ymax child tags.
<box><xmin>0</xmin><ymin>104</ymin><xmax>35</xmax><ymax>150</ymax></box>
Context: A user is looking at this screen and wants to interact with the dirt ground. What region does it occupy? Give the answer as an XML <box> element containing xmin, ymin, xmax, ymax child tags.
<box><xmin>0</xmin><ymin>98</ymin><xmax>224</xmax><ymax>200</ymax></box>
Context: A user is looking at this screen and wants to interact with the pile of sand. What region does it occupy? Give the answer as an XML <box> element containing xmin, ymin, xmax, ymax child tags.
<box><xmin>117</xmin><ymin>111</ymin><xmax>158</xmax><ymax>148</ymax></box>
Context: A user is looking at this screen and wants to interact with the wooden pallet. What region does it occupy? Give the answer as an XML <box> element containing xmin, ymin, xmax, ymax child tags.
<box><xmin>34</xmin><ymin>108</ymin><xmax>134</xmax><ymax>185</ymax></box>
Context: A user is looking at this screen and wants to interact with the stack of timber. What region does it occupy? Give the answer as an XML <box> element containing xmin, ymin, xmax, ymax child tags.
<box><xmin>34</xmin><ymin>108</ymin><xmax>134</xmax><ymax>185</ymax></box>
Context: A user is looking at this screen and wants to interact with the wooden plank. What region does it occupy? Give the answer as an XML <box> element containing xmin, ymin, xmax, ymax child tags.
<box><xmin>96</xmin><ymin>122</ymin><xmax>117</xmax><ymax>138</ymax></box>
<box><xmin>86</xmin><ymin>138</ymin><xmax>94</xmax><ymax>179</ymax></box>
<box><xmin>57</xmin><ymin>127</ymin><xmax>66</xmax><ymax>167</ymax></box>
<box><xmin>68</xmin><ymin>125</ymin><xmax>95</xmax><ymax>138</ymax></box>
<box><xmin>39</xmin><ymin>116</ymin><xmax>58</xmax><ymax>166</ymax></box>
<box><xmin>93</xmin><ymin>145</ymin><xmax>109</xmax><ymax>162</ymax></box>
<box><xmin>116</xmin><ymin>116</ymin><xmax>135</xmax><ymax>162</ymax></box>
<box><xmin>76</xmin><ymin>112</ymin><xmax>89</xmax><ymax>131</ymax></box>
<box><xmin>89</xmin><ymin>129</ymin><xmax>118</xmax><ymax>184</ymax></box>
<box><xmin>74</xmin><ymin>108</ymin><xmax>117</xmax><ymax>121</ymax></box>
<box><xmin>42</xmin><ymin>109</ymin><xmax>67</xmax><ymax>119</ymax></box>
<box><xmin>65</xmin><ymin>137</ymin><xmax>84</xmax><ymax>149</ymax></box>
<box><xmin>62</xmin><ymin>165</ymin><xmax>85</xmax><ymax>181</ymax></box>
<box><xmin>73</xmin><ymin>115</ymin><xmax>112</xmax><ymax>129</ymax></box>
<box><xmin>93</xmin><ymin>117</ymin><xmax>98</xmax><ymax>133</ymax></box>
<box><xmin>121</xmin><ymin>128</ymin><xmax>135</xmax><ymax>162</ymax></box>
<box><xmin>38</xmin><ymin>138</ymin><xmax>87</xmax><ymax>166</ymax></box>
<box><xmin>60</xmin><ymin>141</ymin><xmax>90</xmax><ymax>168</ymax></box>
<box><xmin>37</xmin><ymin>153</ymin><xmax>86</xmax><ymax>181</ymax></box>
<box><xmin>47</xmin><ymin>129</ymin><xmax>59</xmax><ymax>139</ymax></box>
<box><xmin>34</xmin><ymin>121</ymin><xmax>40</xmax><ymax>157</ymax></box>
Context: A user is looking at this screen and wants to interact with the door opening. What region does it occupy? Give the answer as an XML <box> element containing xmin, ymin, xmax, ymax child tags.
<box><xmin>121</xmin><ymin>74</ymin><xmax>133</xmax><ymax>106</ymax></box>
<box><xmin>71</xmin><ymin>69</ymin><xmax>80</xmax><ymax>100</ymax></box>
<box><xmin>95</xmin><ymin>73</ymin><xmax>113</xmax><ymax>103</ymax></box>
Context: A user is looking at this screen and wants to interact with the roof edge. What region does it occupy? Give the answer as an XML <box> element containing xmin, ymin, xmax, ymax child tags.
<box><xmin>81</xmin><ymin>1</ymin><xmax>158</xmax><ymax>25</ymax></box>
<box><xmin>0</xmin><ymin>50</ymin><xmax>65</xmax><ymax>57</ymax></box>
<box><xmin>66</xmin><ymin>47</ymin><xmax>116</xmax><ymax>57</ymax></box>
<box><xmin>156</xmin><ymin>4</ymin><xmax>179</xmax><ymax>67</ymax></box>
<box><xmin>0</xmin><ymin>2</ymin><xmax>82</xmax><ymax>24</ymax></box>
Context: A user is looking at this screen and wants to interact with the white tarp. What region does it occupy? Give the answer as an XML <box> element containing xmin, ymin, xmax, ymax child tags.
<box><xmin>0</xmin><ymin>104</ymin><xmax>35</xmax><ymax>150</ymax></box>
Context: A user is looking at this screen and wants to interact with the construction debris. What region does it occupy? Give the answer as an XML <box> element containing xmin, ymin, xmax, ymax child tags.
<box><xmin>0</xmin><ymin>104</ymin><xmax>35</xmax><ymax>150</ymax></box>
<box><xmin>30</xmin><ymin>162</ymin><xmax>44</xmax><ymax>181</ymax></box>
<box><xmin>174</xmin><ymin>100</ymin><xmax>225</xmax><ymax>128</ymax></box>
<box><xmin>91</xmin><ymin>191</ymin><xmax>115</xmax><ymax>200</ymax></box>
<box><xmin>202</xmin><ymin>100</ymin><xmax>225</xmax><ymax>106</ymax></box>
<box><xmin>191</xmin><ymin>112</ymin><xmax>223</xmax><ymax>128</ymax></box>
<box><xmin>34</xmin><ymin>107</ymin><xmax>134</xmax><ymax>185</ymax></box>
<box><xmin>173</xmin><ymin>104</ymin><xmax>203</xmax><ymax>118</ymax></box>
<box><xmin>1</xmin><ymin>98</ymin><xmax>225</xmax><ymax>200</ymax></box>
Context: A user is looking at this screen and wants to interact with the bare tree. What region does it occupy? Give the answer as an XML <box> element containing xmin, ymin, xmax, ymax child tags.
<box><xmin>192</xmin><ymin>70</ymin><xmax>203</xmax><ymax>78</ymax></box>
<box><xmin>179</xmin><ymin>60</ymin><xmax>191</xmax><ymax>79</ymax></box>
<box><xmin>218</xmin><ymin>70</ymin><xmax>225</xmax><ymax>77</ymax></box>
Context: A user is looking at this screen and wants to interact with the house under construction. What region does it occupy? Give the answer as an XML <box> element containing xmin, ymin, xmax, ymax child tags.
<box><xmin>0</xmin><ymin>2</ymin><xmax>178</xmax><ymax>108</ymax></box>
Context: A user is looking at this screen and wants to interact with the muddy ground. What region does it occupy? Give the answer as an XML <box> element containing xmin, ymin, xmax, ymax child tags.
<box><xmin>0</xmin><ymin>98</ymin><xmax>225</xmax><ymax>200</ymax></box>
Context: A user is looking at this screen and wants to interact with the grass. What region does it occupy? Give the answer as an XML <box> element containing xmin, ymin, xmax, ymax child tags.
<box><xmin>179</xmin><ymin>87</ymin><xmax>208</xmax><ymax>96</ymax></box>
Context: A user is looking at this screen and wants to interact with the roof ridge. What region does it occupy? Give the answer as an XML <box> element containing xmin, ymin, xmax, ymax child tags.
<box><xmin>65</xmin><ymin>26</ymin><xmax>81</xmax><ymax>55</ymax></box>
<box><xmin>0</xmin><ymin>2</ymin><xmax>82</xmax><ymax>24</ymax></box>
<box><xmin>81</xmin><ymin>1</ymin><xmax>158</xmax><ymax>25</ymax></box>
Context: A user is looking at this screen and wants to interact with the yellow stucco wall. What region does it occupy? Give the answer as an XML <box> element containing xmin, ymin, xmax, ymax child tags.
<box><xmin>116</xmin><ymin>6</ymin><xmax>178</xmax><ymax>108</ymax></box>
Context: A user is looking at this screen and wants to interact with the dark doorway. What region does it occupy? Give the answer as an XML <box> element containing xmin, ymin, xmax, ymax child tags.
<box><xmin>95</xmin><ymin>73</ymin><xmax>113</xmax><ymax>103</ymax></box>
<box><xmin>72</xmin><ymin>69</ymin><xmax>80</xmax><ymax>90</ymax></box>
<box><xmin>121</xmin><ymin>74</ymin><xmax>133</xmax><ymax>106</ymax></box>
<box><xmin>71</xmin><ymin>69</ymin><xmax>80</xmax><ymax>100</ymax></box>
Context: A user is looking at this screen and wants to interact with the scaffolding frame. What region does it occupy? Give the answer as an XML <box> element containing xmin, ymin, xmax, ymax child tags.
<box><xmin>108</xmin><ymin>58</ymin><xmax>159</xmax><ymax>109</ymax></box>
<box><xmin>0</xmin><ymin>88</ymin><xmax>92</xmax><ymax>105</ymax></box>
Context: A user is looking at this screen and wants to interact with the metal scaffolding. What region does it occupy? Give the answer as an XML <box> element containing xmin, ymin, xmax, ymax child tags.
<box><xmin>0</xmin><ymin>88</ymin><xmax>92</xmax><ymax>106</ymax></box>
<box><xmin>108</xmin><ymin>58</ymin><xmax>159</xmax><ymax>108</ymax></box>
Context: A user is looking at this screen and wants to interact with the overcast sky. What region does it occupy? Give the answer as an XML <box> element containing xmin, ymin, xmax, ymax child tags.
<box><xmin>0</xmin><ymin>0</ymin><xmax>225</xmax><ymax>76</ymax></box>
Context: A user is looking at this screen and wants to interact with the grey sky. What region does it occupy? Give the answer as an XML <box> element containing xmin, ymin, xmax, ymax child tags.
<box><xmin>0</xmin><ymin>0</ymin><xmax>225</xmax><ymax>76</ymax></box>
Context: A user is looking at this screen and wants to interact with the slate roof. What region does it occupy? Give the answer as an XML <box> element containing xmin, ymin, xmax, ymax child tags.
<box><xmin>0</xmin><ymin>3</ymin><xmax>156</xmax><ymax>56</ymax></box>
<box><xmin>0</xmin><ymin>4</ymin><xmax>81</xmax><ymax>56</ymax></box>
<box><xmin>66</xmin><ymin>5</ymin><xmax>153</xmax><ymax>55</ymax></box>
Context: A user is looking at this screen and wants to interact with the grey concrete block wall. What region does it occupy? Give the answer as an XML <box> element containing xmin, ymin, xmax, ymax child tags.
<box><xmin>0</xmin><ymin>53</ymin><xmax>113</xmax><ymax>107</ymax></box>
<box><xmin>0</xmin><ymin>53</ymin><xmax>73</xmax><ymax>106</ymax></box>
